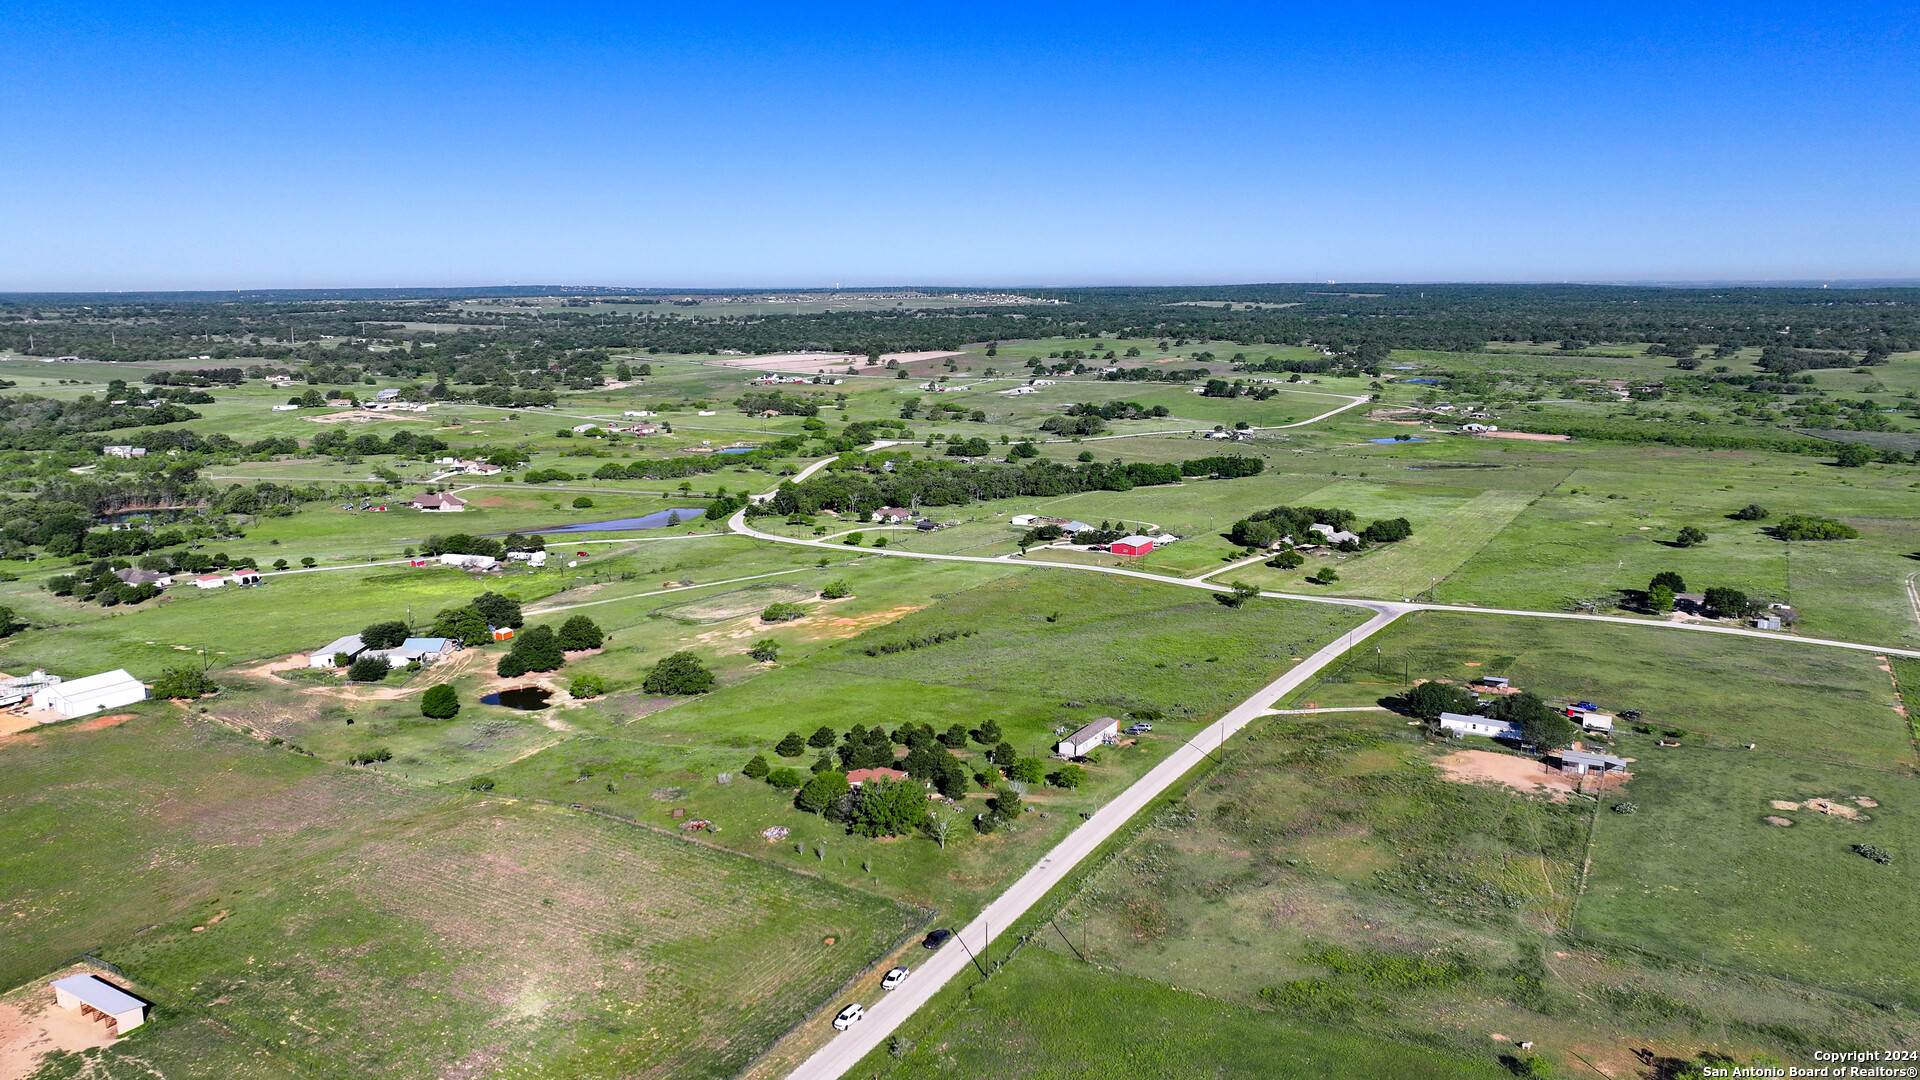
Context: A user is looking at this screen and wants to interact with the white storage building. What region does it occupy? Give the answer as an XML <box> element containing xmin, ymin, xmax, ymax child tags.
<box><xmin>33</xmin><ymin>670</ymin><xmax>147</xmax><ymax>717</ymax></box>
<box><xmin>309</xmin><ymin>635</ymin><xmax>365</xmax><ymax>668</ymax></box>
<box><xmin>51</xmin><ymin>974</ymin><xmax>147</xmax><ymax>1035</ymax></box>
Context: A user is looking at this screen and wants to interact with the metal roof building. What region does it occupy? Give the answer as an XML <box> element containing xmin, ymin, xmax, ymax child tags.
<box><xmin>32</xmin><ymin>670</ymin><xmax>146</xmax><ymax>718</ymax></box>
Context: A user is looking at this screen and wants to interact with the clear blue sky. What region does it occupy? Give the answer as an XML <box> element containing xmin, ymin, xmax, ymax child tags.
<box><xmin>3</xmin><ymin>2</ymin><xmax>1916</xmax><ymax>290</ymax></box>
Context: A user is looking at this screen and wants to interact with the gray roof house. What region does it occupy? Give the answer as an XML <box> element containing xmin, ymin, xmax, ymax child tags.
<box><xmin>309</xmin><ymin>634</ymin><xmax>365</xmax><ymax>668</ymax></box>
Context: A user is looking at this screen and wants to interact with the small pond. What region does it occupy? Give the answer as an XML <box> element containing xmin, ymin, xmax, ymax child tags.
<box><xmin>482</xmin><ymin>687</ymin><xmax>552</xmax><ymax>710</ymax></box>
<box><xmin>1368</xmin><ymin>436</ymin><xmax>1427</xmax><ymax>444</ymax></box>
<box><xmin>541</xmin><ymin>508</ymin><xmax>709</xmax><ymax>533</ymax></box>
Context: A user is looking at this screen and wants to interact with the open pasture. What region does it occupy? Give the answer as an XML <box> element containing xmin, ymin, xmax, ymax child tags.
<box><xmin>0</xmin><ymin>711</ymin><xmax>918</xmax><ymax>1080</ymax></box>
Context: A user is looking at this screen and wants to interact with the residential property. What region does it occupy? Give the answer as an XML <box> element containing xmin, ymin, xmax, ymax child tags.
<box><xmin>102</xmin><ymin>445</ymin><xmax>147</xmax><ymax>458</ymax></box>
<box><xmin>411</xmin><ymin>493</ymin><xmax>467</xmax><ymax>512</ymax></box>
<box><xmin>1010</xmin><ymin>514</ymin><xmax>1039</xmax><ymax>526</ymax></box>
<box><xmin>1437</xmin><ymin>712</ymin><xmax>1522</xmax><ymax>740</ymax></box>
<box><xmin>0</xmin><ymin>670</ymin><xmax>60</xmax><ymax>709</ymax></box>
<box><xmin>374</xmin><ymin>388</ymin><xmax>402</xmax><ymax>401</ymax></box>
<box><xmin>571</xmin><ymin>423</ymin><xmax>599</xmax><ymax>433</ymax></box>
<box><xmin>1110</xmin><ymin>535</ymin><xmax>1155</xmax><ymax>557</ymax></box>
<box><xmin>50</xmin><ymin>975</ymin><xmax>148</xmax><ymax>1035</ymax></box>
<box><xmin>1673</xmin><ymin>592</ymin><xmax>1706</xmax><ymax>614</ymax></box>
<box><xmin>623</xmin><ymin>410</ymin><xmax>657</xmax><ymax>417</ymax></box>
<box><xmin>1058</xmin><ymin>520</ymin><xmax>1095</xmax><ymax>535</ymax></box>
<box><xmin>845</xmin><ymin>767</ymin><xmax>910</xmax><ymax>788</ymax></box>
<box><xmin>464</xmin><ymin>461</ymin><xmax>503</xmax><ymax>476</ymax></box>
<box><xmin>229</xmin><ymin>570</ymin><xmax>262</xmax><ymax>586</ymax></box>
<box><xmin>1462</xmin><ymin>423</ymin><xmax>1500</xmax><ymax>434</ymax></box>
<box><xmin>310</xmin><ymin>634</ymin><xmax>365</xmax><ymax>668</ymax></box>
<box><xmin>192</xmin><ymin>574</ymin><xmax>226</xmax><ymax>589</ymax></box>
<box><xmin>398</xmin><ymin>637</ymin><xmax>453</xmax><ymax>660</ymax></box>
<box><xmin>1057</xmin><ymin>717</ymin><xmax>1120</xmax><ymax>758</ymax></box>
<box><xmin>1307</xmin><ymin>523</ymin><xmax>1361</xmax><ymax>545</ymax></box>
<box><xmin>114</xmin><ymin>567</ymin><xmax>173</xmax><ymax>588</ymax></box>
<box><xmin>32</xmin><ymin>669</ymin><xmax>147</xmax><ymax>717</ymax></box>
<box><xmin>1556</xmin><ymin>749</ymin><xmax>1629</xmax><ymax>776</ymax></box>
<box><xmin>874</xmin><ymin>507</ymin><xmax>914</xmax><ymax>524</ymax></box>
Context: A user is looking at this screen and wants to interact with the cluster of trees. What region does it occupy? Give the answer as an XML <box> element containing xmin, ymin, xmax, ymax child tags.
<box><xmin>1403</xmin><ymin>681</ymin><xmax>1578</xmax><ymax>749</ymax></box>
<box><xmin>495</xmin><ymin>615</ymin><xmax>604</xmax><ymax>677</ymax></box>
<box><xmin>1767</xmin><ymin>514</ymin><xmax>1859</xmax><ymax>540</ymax></box>
<box><xmin>770</xmin><ymin>456</ymin><xmax>1259</xmax><ymax>518</ymax></box>
<box><xmin>418</xmin><ymin>533</ymin><xmax>545</xmax><ymax>559</ymax></box>
<box><xmin>428</xmin><ymin>590</ymin><xmax>524</xmax><ymax>644</ymax></box>
<box><xmin>642</xmin><ymin>651</ymin><xmax>715</xmax><ymax>694</ymax></box>
<box><xmin>1200</xmin><ymin>378</ymin><xmax>1279</xmax><ymax>400</ymax></box>
<box><xmin>1227</xmin><ymin>505</ymin><xmax>1356</xmax><ymax>549</ymax></box>
<box><xmin>1755</xmin><ymin>344</ymin><xmax>1884</xmax><ymax>376</ymax></box>
<box><xmin>46</xmin><ymin>564</ymin><xmax>163</xmax><ymax>607</ymax></box>
<box><xmin>735</xmin><ymin>391</ymin><xmax>822</xmax><ymax>417</ymax></box>
<box><xmin>0</xmin><ymin>393</ymin><xmax>202</xmax><ymax>449</ymax></box>
<box><xmin>1063</xmin><ymin>400</ymin><xmax>1172</xmax><ymax>421</ymax></box>
<box><xmin>587</xmin><ymin>440</ymin><xmax>804</xmax><ymax>481</ymax></box>
<box><xmin>306</xmin><ymin>428</ymin><xmax>449</xmax><ymax>458</ymax></box>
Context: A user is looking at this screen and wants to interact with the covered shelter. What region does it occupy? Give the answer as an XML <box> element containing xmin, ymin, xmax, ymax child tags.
<box><xmin>1557</xmin><ymin>749</ymin><xmax>1629</xmax><ymax>776</ymax></box>
<box><xmin>50</xmin><ymin>975</ymin><xmax>147</xmax><ymax>1035</ymax></box>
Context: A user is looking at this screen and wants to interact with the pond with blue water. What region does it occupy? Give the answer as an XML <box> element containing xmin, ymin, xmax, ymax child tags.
<box><xmin>541</xmin><ymin>508</ymin><xmax>710</xmax><ymax>533</ymax></box>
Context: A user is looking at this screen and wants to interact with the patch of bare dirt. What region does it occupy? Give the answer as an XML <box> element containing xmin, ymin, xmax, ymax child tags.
<box><xmin>304</xmin><ymin>411</ymin><xmax>432</xmax><ymax>425</ymax></box>
<box><xmin>1433</xmin><ymin>750</ymin><xmax>1578</xmax><ymax>801</ymax></box>
<box><xmin>73</xmin><ymin>713</ymin><xmax>136</xmax><ymax>731</ymax></box>
<box><xmin>804</xmin><ymin>604</ymin><xmax>926</xmax><ymax>641</ymax></box>
<box><xmin>1765</xmin><ymin>816</ymin><xmax>1794</xmax><ymax>827</ymax></box>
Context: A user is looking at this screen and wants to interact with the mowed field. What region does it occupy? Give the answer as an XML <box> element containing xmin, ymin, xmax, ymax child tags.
<box><xmin>0</xmin><ymin>712</ymin><xmax>920</xmax><ymax>1080</ymax></box>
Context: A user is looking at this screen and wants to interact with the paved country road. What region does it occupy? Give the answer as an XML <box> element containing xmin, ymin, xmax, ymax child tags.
<box><xmin>784</xmin><ymin>606</ymin><xmax>1407</xmax><ymax>1080</ymax></box>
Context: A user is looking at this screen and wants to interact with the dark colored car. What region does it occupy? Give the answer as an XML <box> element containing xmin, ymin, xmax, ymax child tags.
<box><xmin>923</xmin><ymin>928</ymin><xmax>953</xmax><ymax>950</ymax></box>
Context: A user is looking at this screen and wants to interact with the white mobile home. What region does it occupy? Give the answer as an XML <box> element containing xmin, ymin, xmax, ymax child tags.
<box><xmin>1057</xmin><ymin>717</ymin><xmax>1119</xmax><ymax>758</ymax></box>
<box><xmin>33</xmin><ymin>669</ymin><xmax>147</xmax><ymax>717</ymax></box>
<box><xmin>1437</xmin><ymin>712</ymin><xmax>1522</xmax><ymax>740</ymax></box>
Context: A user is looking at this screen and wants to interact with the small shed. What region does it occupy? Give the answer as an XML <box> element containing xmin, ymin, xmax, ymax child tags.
<box><xmin>1568</xmin><ymin>708</ymin><xmax>1614</xmax><ymax>732</ymax></box>
<box><xmin>193</xmin><ymin>575</ymin><xmax>226</xmax><ymax>589</ymax></box>
<box><xmin>491</xmin><ymin>626</ymin><xmax>515</xmax><ymax>642</ymax></box>
<box><xmin>1476</xmin><ymin>676</ymin><xmax>1510</xmax><ymax>688</ymax></box>
<box><xmin>1437</xmin><ymin>712</ymin><xmax>1522</xmax><ymax>740</ymax></box>
<box><xmin>1057</xmin><ymin>717</ymin><xmax>1119</xmax><ymax>758</ymax></box>
<box><xmin>50</xmin><ymin>975</ymin><xmax>147</xmax><ymax>1035</ymax></box>
<box><xmin>229</xmin><ymin>570</ymin><xmax>262</xmax><ymax>586</ymax></box>
<box><xmin>1010</xmin><ymin>514</ymin><xmax>1039</xmax><ymax>527</ymax></box>
<box><xmin>309</xmin><ymin>635</ymin><xmax>365</xmax><ymax>668</ymax></box>
<box><xmin>1673</xmin><ymin>592</ymin><xmax>1706</xmax><ymax>614</ymax></box>
<box><xmin>1110</xmin><ymin>535</ymin><xmax>1155</xmax><ymax>557</ymax></box>
<box><xmin>32</xmin><ymin>669</ymin><xmax>147</xmax><ymax>717</ymax></box>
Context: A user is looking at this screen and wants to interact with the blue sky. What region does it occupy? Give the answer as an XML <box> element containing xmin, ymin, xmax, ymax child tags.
<box><xmin>3</xmin><ymin>3</ymin><xmax>1916</xmax><ymax>289</ymax></box>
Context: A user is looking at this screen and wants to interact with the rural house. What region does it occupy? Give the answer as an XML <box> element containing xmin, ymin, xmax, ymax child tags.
<box><xmin>874</xmin><ymin>507</ymin><xmax>914</xmax><ymax>524</ymax></box>
<box><xmin>1057</xmin><ymin>717</ymin><xmax>1120</xmax><ymax>758</ymax></box>
<box><xmin>411</xmin><ymin>493</ymin><xmax>467</xmax><ymax>512</ymax></box>
<box><xmin>438</xmin><ymin>553</ymin><xmax>498</xmax><ymax>571</ymax></box>
<box><xmin>102</xmin><ymin>445</ymin><xmax>146</xmax><ymax>458</ymax></box>
<box><xmin>1307</xmin><ymin>523</ymin><xmax>1361</xmax><ymax>546</ymax></box>
<box><xmin>845</xmin><ymin>767</ymin><xmax>910</xmax><ymax>788</ymax></box>
<box><xmin>32</xmin><ymin>669</ymin><xmax>147</xmax><ymax>717</ymax></box>
<box><xmin>114</xmin><ymin>568</ymin><xmax>173</xmax><ymax>588</ymax></box>
<box><xmin>1438</xmin><ymin>712</ymin><xmax>1522</xmax><ymax>740</ymax></box>
<box><xmin>50</xmin><ymin>975</ymin><xmax>147</xmax><ymax>1035</ymax></box>
<box><xmin>192</xmin><ymin>574</ymin><xmax>226</xmax><ymax>589</ymax></box>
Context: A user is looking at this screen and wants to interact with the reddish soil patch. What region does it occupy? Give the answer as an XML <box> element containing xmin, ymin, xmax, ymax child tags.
<box><xmin>477</xmin><ymin>496</ymin><xmax>509</xmax><ymax>507</ymax></box>
<box><xmin>1434</xmin><ymin>749</ymin><xmax>1579</xmax><ymax>801</ymax></box>
<box><xmin>74</xmin><ymin>713</ymin><xmax>136</xmax><ymax>731</ymax></box>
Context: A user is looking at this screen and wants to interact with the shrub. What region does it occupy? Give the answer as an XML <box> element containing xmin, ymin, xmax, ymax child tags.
<box><xmin>749</xmin><ymin>639</ymin><xmax>781</xmax><ymax>662</ymax></box>
<box><xmin>1767</xmin><ymin>514</ymin><xmax>1860</xmax><ymax>541</ymax></box>
<box><xmin>808</xmin><ymin>724</ymin><xmax>837</xmax><ymax>748</ymax></box>
<box><xmin>152</xmin><ymin>665</ymin><xmax>217</xmax><ymax>699</ymax></box>
<box><xmin>568</xmin><ymin>673</ymin><xmax>606</xmax><ymax>698</ymax></box>
<box><xmin>347</xmin><ymin>656</ymin><xmax>391</xmax><ymax>682</ymax></box>
<box><xmin>821</xmin><ymin>579</ymin><xmax>853</xmax><ymax>599</ymax></box>
<box><xmin>468</xmin><ymin>776</ymin><xmax>495</xmax><ymax>791</ymax></box>
<box><xmin>349</xmin><ymin>747</ymin><xmax>393</xmax><ymax>765</ymax></box>
<box><xmin>498</xmin><ymin>624</ymin><xmax>564</xmax><ymax>677</ymax></box>
<box><xmin>1361</xmin><ymin>517</ymin><xmax>1413</xmax><ymax>543</ymax></box>
<box><xmin>1853</xmin><ymin>843</ymin><xmax>1893</xmax><ymax>865</ymax></box>
<box><xmin>471</xmin><ymin>591</ymin><xmax>524</xmax><ymax>629</ymax></box>
<box><xmin>557</xmin><ymin>614</ymin><xmax>605</xmax><ymax>651</ymax></box>
<box><xmin>1648</xmin><ymin>584</ymin><xmax>1674</xmax><ymax>613</ymax></box>
<box><xmin>1048</xmin><ymin>763</ymin><xmax>1087</xmax><ymax>788</ymax></box>
<box><xmin>938</xmin><ymin>723</ymin><xmax>970</xmax><ymax>748</ymax></box>
<box><xmin>796</xmin><ymin>770</ymin><xmax>850</xmax><ymax>814</ymax></box>
<box><xmin>1649</xmin><ymin>570</ymin><xmax>1686</xmax><ymax>592</ymax></box>
<box><xmin>775</xmin><ymin>731</ymin><xmax>808</xmax><ymax>757</ymax></box>
<box><xmin>572</xmin><ymin>495</ymin><xmax>595</xmax><ymax>508</ymax></box>
<box><xmin>842</xmin><ymin>531</ymin><xmax>864</xmax><ymax>545</ymax></box>
<box><xmin>767</xmin><ymin>766</ymin><xmax>804</xmax><ymax>789</ymax></box>
<box><xmin>741</xmin><ymin>753</ymin><xmax>771</xmax><ymax>779</ymax></box>
<box><xmin>1675</xmin><ymin>525</ymin><xmax>1707</xmax><ymax>547</ymax></box>
<box><xmin>1006</xmin><ymin>758</ymin><xmax>1047</xmax><ymax>784</ymax></box>
<box><xmin>1835</xmin><ymin>442</ymin><xmax>1873</xmax><ymax>467</ymax></box>
<box><xmin>643</xmin><ymin>651</ymin><xmax>715</xmax><ymax>695</ymax></box>
<box><xmin>761</xmin><ymin>601</ymin><xmax>807</xmax><ymax>623</ymax></box>
<box><xmin>852</xmin><ymin>778</ymin><xmax>931</xmax><ymax>837</ymax></box>
<box><xmin>1265</xmin><ymin>549</ymin><xmax>1304</xmax><ymax>570</ymax></box>
<box><xmin>1730</xmin><ymin>503</ymin><xmax>1770</xmax><ymax>520</ymax></box>
<box><xmin>420</xmin><ymin>683</ymin><xmax>460</xmax><ymax>718</ymax></box>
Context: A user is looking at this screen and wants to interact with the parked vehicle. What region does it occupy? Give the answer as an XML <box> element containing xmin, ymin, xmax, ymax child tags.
<box><xmin>833</xmin><ymin>1003</ymin><xmax>864</xmax><ymax>1030</ymax></box>
<box><xmin>922</xmin><ymin>928</ymin><xmax>953</xmax><ymax>950</ymax></box>
<box><xmin>1126</xmin><ymin>722</ymin><xmax>1153</xmax><ymax>734</ymax></box>
<box><xmin>881</xmin><ymin>966</ymin><xmax>909</xmax><ymax>991</ymax></box>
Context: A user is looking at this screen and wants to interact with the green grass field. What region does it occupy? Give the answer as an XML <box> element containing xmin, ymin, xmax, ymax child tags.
<box><xmin>0</xmin><ymin>711</ymin><xmax>919</xmax><ymax>1080</ymax></box>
